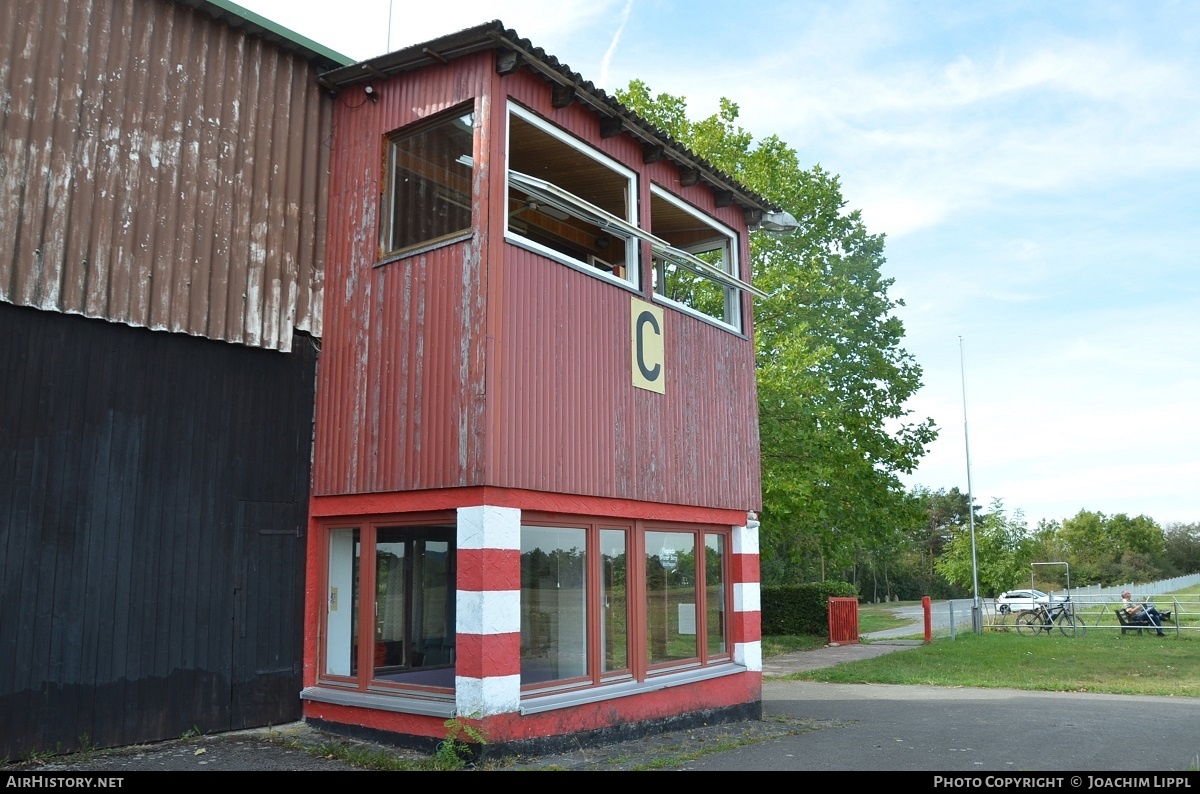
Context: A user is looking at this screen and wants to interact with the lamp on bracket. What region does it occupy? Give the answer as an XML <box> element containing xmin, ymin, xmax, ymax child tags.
<box><xmin>756</xmin><ymin>210</ymin><xmax>799</xmax><ymax>235</ymax></box>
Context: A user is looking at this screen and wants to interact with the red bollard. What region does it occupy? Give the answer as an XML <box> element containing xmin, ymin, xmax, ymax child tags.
<box><xmin>922</xmin><ymin>596</ymin><xmax>932</xmax><ymax>643</ymax></box>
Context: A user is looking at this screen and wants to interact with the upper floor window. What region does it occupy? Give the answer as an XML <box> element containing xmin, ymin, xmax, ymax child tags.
<box><xmin>506</xmin><ymin>103</ymin><xmax>640</xmax><ymax>288</ymax></box>
<box><xmin>383</xmin><ymin>109</ymin><xmax>475</xmax><ymax>257</ymax></box>
<box><xmin>650</xmin><ymin>186</ymin><xmax>757</xmax><ymax>333</ymax></box>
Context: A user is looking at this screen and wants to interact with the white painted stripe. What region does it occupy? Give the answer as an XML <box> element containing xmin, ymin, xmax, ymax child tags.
<box><xmin>456</xmin><ymin>588</ymin><xmax>520</xmax><ymax>635</ymax></box>
<box><xmin>734</xmin><ymin>641</ymin><xmax>762</xmax><ymax>672</ymax></box>
<box><xmin>456</xmin><ymin>674</ymin><xmax>521</xmax><ymax>717</ymax></box>
<box><xmin>457</xmin><ymin>504</ymin><xmax>521</xmax><ymax>550</ymax></box>
<box><xmin>732</xmin><ymin>520</ymin><xmax>759</xmax><ymax>555</ymax></box>
<box><xmin>734</xmin><ymin>581</ymin><xmax>761</xmax><ymax>613</ymax></box>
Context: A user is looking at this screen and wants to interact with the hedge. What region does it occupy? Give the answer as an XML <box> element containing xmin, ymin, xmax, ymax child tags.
<box><xmin>761</xmin><ymin>581</ymin><xmax>859</xmax><ymax>636</ymax></box>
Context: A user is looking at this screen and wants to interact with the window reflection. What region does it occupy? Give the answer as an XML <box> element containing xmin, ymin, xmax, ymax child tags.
<box><xmin>645</xmin><ymin>531</ymin><xmax>698</xmax><ymax>665</ymax></box>
<box><xmin>521</xmin><ymin>526</ymin><xmax>587</xmax><ymax>685</ymax></box>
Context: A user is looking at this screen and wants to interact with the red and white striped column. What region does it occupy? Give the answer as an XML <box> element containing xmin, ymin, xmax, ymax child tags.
<box><xmin>455</xmin><ymin>505</ymin><xmax>522</xmax><ymax>716</ymax></box>
<box><xmin>732</xmin><ymin>513</ymin><xmax>762</xmax><ymax>672</ymax></box>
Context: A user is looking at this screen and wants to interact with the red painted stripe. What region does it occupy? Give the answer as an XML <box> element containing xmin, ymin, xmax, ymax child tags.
<box><xmin>730</xmin><ymin>552</ymin><xmax>759</xmax><ymax>584</ymax></box>
<box><xmin>310</xmin><ymin>486</ymin><xmax>747</xmax><ymax>525</ymax></box>
<box><xmin>732</xmin><ymin>610</ymin><xmax>762</xmax><ymax>644</ymax></box>
<box><xmin>457</xmin><ymin>548</ymin><xmax>521</xmax><ymax>590</ymax></box>
<box><xmin>456</xmin><ymin>631</ymin><xmax>523</xmax><ymax>679</ymax></box>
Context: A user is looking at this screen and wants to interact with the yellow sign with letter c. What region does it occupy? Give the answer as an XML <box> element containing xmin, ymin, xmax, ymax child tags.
<box><xmin>631</xmin><ymin>299</ymin><xmax>665</xmax><ymax>394</ymax></box>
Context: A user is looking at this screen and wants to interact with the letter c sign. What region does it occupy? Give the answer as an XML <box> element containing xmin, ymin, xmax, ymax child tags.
<box><xmin>631</xmin><ymin>299</ymin><xmax>665</xmax><ymax>394</ymax></box>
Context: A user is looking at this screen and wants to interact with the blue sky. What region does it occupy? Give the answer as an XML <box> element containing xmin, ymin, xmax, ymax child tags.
<box><xmin>236</xmin><ymin>0</ymin><xmax>1200</xmax><ymax>530</ymax></box>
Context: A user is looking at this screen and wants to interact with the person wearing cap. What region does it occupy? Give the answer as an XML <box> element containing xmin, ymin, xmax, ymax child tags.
<box><xmin>1121</xmin><ymin>590</ymin><xmax>1165</xmax><ymax>636</ymax></box>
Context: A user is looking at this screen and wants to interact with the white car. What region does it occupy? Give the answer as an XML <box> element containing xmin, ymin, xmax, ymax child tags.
<box><xmin>995</xmin><ymin>589</ymin><xmax>1067</xmax><ymax>614</ymax></box>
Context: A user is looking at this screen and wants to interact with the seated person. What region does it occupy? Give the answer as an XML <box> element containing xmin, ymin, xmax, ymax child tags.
<box><xmin>1121</xmin><ymin>590</ymin><xmax>1165</xmax><ymax>636</ymax></box>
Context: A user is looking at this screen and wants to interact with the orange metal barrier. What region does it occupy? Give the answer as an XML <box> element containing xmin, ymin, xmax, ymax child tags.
<box><xmin>828</xmin><ymin>597</ymin><xmax>860</xmax><ymax>644</ymax></box>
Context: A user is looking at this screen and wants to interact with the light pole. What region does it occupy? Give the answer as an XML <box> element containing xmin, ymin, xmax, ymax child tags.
<box><xmin>960</xmin><ymin>337</ymin><xmax>982</xmax><ymax>635</ymax></box>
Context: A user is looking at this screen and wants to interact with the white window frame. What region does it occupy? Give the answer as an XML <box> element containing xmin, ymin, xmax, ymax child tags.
<box><xmin>505</xmin><ymin>103</ymin><xmax>641</xmax><ymax>289</ymax></box>
<box><xmin>649</xmin><ymin>186</ymin><xmax>761</xmax><ymax>334</ymax></box>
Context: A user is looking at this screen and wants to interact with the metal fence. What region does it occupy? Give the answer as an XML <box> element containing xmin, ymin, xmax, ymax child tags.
<box><xmin>984</xmin><ymin>574</ymin><xmax>1200</xmax><ymax>636</ymax></box>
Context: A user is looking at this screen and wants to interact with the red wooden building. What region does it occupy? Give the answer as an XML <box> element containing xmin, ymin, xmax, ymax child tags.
<box><xmin>303</xmin><ymin>21</ymin><xmax>784</xmax><ymax>752</ymax></box>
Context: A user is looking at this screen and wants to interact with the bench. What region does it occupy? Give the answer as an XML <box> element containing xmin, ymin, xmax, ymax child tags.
<box><xmin>1115</xmin><ymin>606</ymin><xmax>1172</xmax><ymax>636</ymax></box>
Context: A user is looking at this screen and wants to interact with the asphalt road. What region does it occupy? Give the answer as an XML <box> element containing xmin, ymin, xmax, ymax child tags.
<box><xmin>14</xmin><ymin>604</ymin><xmax>1200</xmax><ymax>773</ymax></box>
<box><xmin>687</xmin><ymin>680</ymin><xmax>1200</xmax><ymax>772</ymax></box>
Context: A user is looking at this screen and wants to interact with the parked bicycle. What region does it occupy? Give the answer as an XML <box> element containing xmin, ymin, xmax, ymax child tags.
<box><xmin>1015</xmin><ymin>600</ymin><xmax>1085</xmax><ymax>637</ymax></box>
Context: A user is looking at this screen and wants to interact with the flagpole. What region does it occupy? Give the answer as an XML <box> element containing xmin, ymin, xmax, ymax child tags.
<box><xmin>960</xmin><ymin>336</ymin><xmax>982</xmax><ymax>635</ymax></box>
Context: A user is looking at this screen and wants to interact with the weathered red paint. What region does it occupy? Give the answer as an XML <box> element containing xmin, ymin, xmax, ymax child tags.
<box><xmin>306</xmin><ymin>30</ymin><xmax>766</xmax><ymax>748</ymax></box>
<box><xmin>0</xmin><ymin>0</ymin><xmax>334</xmax><ymax>352</ymax></box>
<box><xmin>314</xmin><ymin>52</ymin><xmax>761</xmax><ymax>511</ymax></box>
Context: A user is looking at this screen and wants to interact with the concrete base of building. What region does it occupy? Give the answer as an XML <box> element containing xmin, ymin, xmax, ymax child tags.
<box><xmin>307</xmin><ymin>699</ymin><xmax>763</xmax><ymax>761</ymax></box>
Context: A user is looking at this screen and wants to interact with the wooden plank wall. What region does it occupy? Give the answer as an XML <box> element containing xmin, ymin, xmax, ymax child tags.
<box><xmin>0</xmin><ymin>303</ymin><xmax>316</xmax><ymax>757</ymax></box>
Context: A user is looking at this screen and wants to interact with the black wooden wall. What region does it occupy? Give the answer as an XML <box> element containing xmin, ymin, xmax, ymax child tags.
<box><xmin>0</xmin><ymin>303</ymin><xmax>317</xmax><ymax>758</ymax></box>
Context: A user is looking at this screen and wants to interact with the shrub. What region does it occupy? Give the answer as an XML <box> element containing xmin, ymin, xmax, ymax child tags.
<box><xmin>761</xmin><ymin>581</ymin><xmax>859</xmax><ymax>636</ymax></box>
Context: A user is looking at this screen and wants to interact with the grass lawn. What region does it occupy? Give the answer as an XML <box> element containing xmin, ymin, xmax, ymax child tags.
<box><xmin>779</xmin><ymin>630</ymin><xmax>1200</xmax><ymax>697</ymax></box>
<box><xmin>856</xmin><ymin>601</ymin><xmax>918</xmax><ymax>634</ymax></box>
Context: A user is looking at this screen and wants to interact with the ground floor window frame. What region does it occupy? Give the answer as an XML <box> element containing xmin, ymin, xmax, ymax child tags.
<box><xmin>317</xmin><ymin>513</ymin><xmax>457</xmax><ymax>698</ymax></box>
<box><xmin>520</xmin><ymin>514</ymin><xmax>733</xmax><ymax>698</ymax></box>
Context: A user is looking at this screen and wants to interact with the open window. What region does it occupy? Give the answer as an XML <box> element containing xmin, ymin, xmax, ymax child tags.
<box><xmin>382</xmin><ymin>108</ymin><xmax>475</xmax><ymax>258</ymax></box>
<box><xmin>506</xmin><ymin>103</ymin><xmax>640</xmax><ymax>287</ymax></box>
<box><xmin>650</xmin><ymin>186</ymin><xmax>762</xmax><ymax>332</ymax></box>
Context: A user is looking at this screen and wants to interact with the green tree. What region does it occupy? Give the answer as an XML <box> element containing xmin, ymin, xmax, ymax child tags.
<box><xmin>1058</xmin><ymin>510</ymin><xmax>1166</xmax><ymax>585</ymax></box>
<box><xmin>935</xmin><ymin>498</ymin><xmax>1032</xmax><ymax>597</ymax></box>
<box><xmin>617</xmin><ymin>81</ymin><xmax>937</xmax><ymax>583</ymax></box>
<box><xmin>1163</xmin><ymin>523</ymin><xmax>1200</xmax><ymax>576</ymax></box>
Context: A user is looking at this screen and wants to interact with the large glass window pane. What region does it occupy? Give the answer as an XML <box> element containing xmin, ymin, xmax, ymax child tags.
<box><xmin>385</xmin><ymin>110</ymin><xmax>474</xmax><ymax>255</ymax></box>
<box><xmin>645</xmin><ymin>531</ymin><xmax>698</xmax><ymax>665</ymax></box>
<box><xmin>372</xmin><ymin>530</ymin><xmax>456</xmax><ymax>685</ymax></box>
<box><xmin>374</xmin><ymin>530</ymin><xmax>407</xmax><ymax>673</ymax></box>
<box><xmin>705</xmin><ymin>534</ymin><xmax>727</xmax><ymax>657</ymax></box>
<box><xmin>521</xmin><ymin>526</ymin><xmax>588</xmax><ymax>685</ymax></box>
<box><xmin>413</xmin><ymin>539</ymin><xmax>455</xmax><ymax>667</ymax></box>
<box><xmin>322</xmin><ymin>524</ymin><xmax>455</xmax><ymax>691</ymax></box>
<box><xmin>324</xmin><ymin>528</ymin><xmax>360</xmax><ymax>677</ymax></box>
<box><xmin>600</xmin><ymin>529</ymin><xmax>628</xmax><ymax>673</ymax></box>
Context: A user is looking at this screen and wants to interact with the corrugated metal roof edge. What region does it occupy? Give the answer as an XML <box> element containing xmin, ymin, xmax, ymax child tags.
<box><xmin>178</xmin><ymin>0</ymin><xmax>356</xmax><ymax>69</ymax></box>
<box><xmin>317</xmin><ymin>20</ymin><xmax>780</xmax><ymax>216</ymax></box>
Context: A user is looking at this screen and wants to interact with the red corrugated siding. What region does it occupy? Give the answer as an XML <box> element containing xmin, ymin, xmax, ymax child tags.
<box><xmin>492</xmin><ymin>247</ymin><xmax>760</xmax><ymax>508</ymax></box>
<box><xmin>314</xmin><ymin>53</ymin><xmax>492</xmax><ymax>495</ymax></box>
<box><xmin>315</xmin><ymin>56</ymin><xmax>761</xmax><ymax>510</ymax></box>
